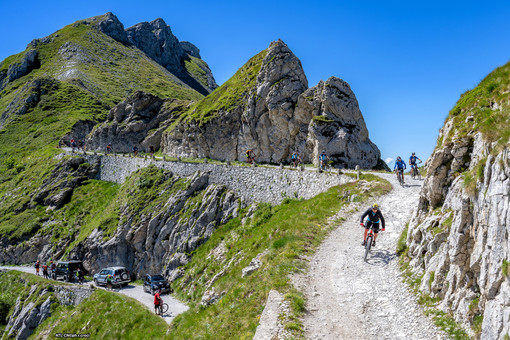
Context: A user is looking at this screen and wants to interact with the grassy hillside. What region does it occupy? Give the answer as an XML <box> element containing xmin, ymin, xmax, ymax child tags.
<box><xmin>439</xmin><ymin>60</ymin><xmax>510</xmax><ymax>150</ymax></box>
<box><xmin>0</xmin><ymin>14</ymin><xmax>206</xmax><ymax>242</ymax></box>
<box><xmin>0</xmin><ymin>271</ymin><xmax>167</xmax><ymax>339</ymax></box>
<box><xmin>168</xmin><ymin>174</ymin><xmax>391</xmax><ymax>339</ymax></box>
<box><xmin>169</xmin><ymin>49</ymin><xmax>267</xmax><ymax>129</ymax></box>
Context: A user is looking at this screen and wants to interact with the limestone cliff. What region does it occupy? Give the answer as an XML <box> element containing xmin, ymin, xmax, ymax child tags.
<box><xmin>405</xmin><ymin>61</ymin><xmax>510</xmax><ymax>339</ymax></box>
<box><xmin>161</xmin><ymin>40</ymin><xmax>384</xmax><ymax>169</ymax></box>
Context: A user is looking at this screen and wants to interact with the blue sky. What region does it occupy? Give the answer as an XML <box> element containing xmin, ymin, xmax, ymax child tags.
<box><xmin>1</xmin><ymin>0</ymin><xmax>510</xmax><ymax>165</ymax></box>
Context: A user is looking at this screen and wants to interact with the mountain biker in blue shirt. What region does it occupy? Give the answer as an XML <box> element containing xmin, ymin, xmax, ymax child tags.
<box><xmin>394</xmin><ymin>156</ymin><xmax>407</xmax><ymax>184</ymax></box>
<box><xmin>409</xmin><ymin>152</ymin><xmax>422</xmax><ymax>175</ymax></box>
<box><xmin>319</xmin><ymin>151</ymin><xmax>329</xmax><ymax>169</ymax></box>
<box><xmin>360</xmin><ymin>203</ymin><xmax>385</xmax><ymax>247</ymax></box>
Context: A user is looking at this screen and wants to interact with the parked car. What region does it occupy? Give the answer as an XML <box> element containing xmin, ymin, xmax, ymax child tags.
<box><xmin>93</xmin><ymin>266</ymin><xmax>131</xmax><ymax>287</ymax></box>
<box><xmin>143</xmin><ymin>274</ymin><xmax>172</xmax><ymax>295</ymax></box>
<box><xmin>54</xmin><ymin>261</ymin><xmax>88</xmax><ymax>282</ymax></box>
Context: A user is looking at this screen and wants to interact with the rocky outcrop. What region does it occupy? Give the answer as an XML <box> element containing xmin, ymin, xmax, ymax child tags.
<box><xmin>1</xmin><ymin>278</ymin><xmax>93</xmax><ymax>340</ymax></box>
<box><xmin>92</xmin><ymin>12</ymin><xmax>129</xmax><ymax>44</ymax></box>
<box><xmin>405</xmin><ymin>111</ymin><xmax>510</xmax><ymax>336</ymax></box>
<box><xmin>69</xmin><ymin>170</ymin><xmax>240</xmax><ymax>279</ymax></box>
<box><xmin>299</xmin><ymin>77</ymin><xmax>384</xmax><ymax>169</ymax></box>
<box><xmin>180</xmin><ymin>41</ymin><xmax>201</xmax><ymax>58</ymax></box>
<box><xmin>1</xmin><ymin>78</ymin><xmax>57</xmax><ymax>129</ymax></box>
<box><xmin>0</xmin><ymin>49</ymin><xmax>40</xmax><ymax>92</ymax></box>
<box><xmin>162</xmin><ymin>40</ymin><xmax>384</xmax><ymax>169</ymax></box>
<box><xmin>86</xmin><ymin>91</ymin><xmax>187</xmax><ymax>153</ymax></box>
<box><xmin>126</xmin><ymin>18</ymin><xmax>217</xmax><ymax>95</ymax></box>
<box><xmin>32</xmin><ymin>156</ymin><xmax>99</xmax><ymax>209</ymax></box>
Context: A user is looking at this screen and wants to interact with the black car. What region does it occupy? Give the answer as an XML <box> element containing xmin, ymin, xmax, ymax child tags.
<box><xmin>143</xmin><ymin>274</ymin><xmax>172</xmax><ymax>295</ymax></box>
<box><xmin>54</xmin><ymin>261</ymin><xmax>88</xmax><ymax>282</ymax></box>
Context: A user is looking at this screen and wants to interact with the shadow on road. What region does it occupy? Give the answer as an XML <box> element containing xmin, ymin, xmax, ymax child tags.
<box><xmin>365</xmin><ymin>249</ymin><xmax>398</xmax><ymax>266</ymax></box>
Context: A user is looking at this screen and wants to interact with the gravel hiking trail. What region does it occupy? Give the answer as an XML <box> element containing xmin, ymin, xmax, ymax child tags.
<box><xmin>293</xmin><ymin>172</ymin><xmax>448</xmax><ymax>340</ymax></box>
<box><xmin>0</xmin><ymin>266</ymin><xmax>187</xmax><ymax>325</ymax></box>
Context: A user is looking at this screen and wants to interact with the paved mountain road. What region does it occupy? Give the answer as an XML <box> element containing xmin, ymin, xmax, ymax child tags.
<box><xmin>0</xmin><ymin>266</ymin><xmax>187</xmax><ymax>325</ymax></box>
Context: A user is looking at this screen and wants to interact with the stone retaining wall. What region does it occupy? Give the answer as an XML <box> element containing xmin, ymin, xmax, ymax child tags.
<box><xmin>84</xmin><ymin>154</ymin><xmax>352</xmax><ymax>205</ymax></box>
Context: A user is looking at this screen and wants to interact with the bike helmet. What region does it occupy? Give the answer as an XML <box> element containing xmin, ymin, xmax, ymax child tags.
<box><xmin>372</xmin><ymin>203</ymin><xmax>379</xmax><ymax>209</ymax></box>
<box><xmin>412</xmin><ymin>152</ymin><xmax>415</xmax><ymax>155</ymax></box>
<box><xmin>397</xmin><ymin>156</ymin><xmax>401</xmax><ymax>161</ymax></box>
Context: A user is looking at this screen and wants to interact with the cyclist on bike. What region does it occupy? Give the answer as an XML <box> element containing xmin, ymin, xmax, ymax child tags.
<box><xmin>154</xmin><ymin>289</ymin><xmax>162</xmax><ymax>315</ymax></box>
<box><xmin>409</xmin><ymin>152</ymin><xmax>422</xmax><ymax>177</ymax></box>
<box><xmin>319</xmin><ymin>151</ymin><xmax>329</xmax><ymax>170</ymax></box>
<box><xmin>246</xmin><ymin>149</ymin><xmax>255</xmax><ymax>164</ymax></box>
<box><xmin>291</xmin><ymin>152</ymin><xmax>301</xmax><ymax>167</ymax></box>
<box><xmin>106</xmin><ymin>143</ymin><xmax>112</xmax><ymax>154</ymax></box>
<box><xmin>360</xmin><ymin>203</ymin><xmax>385</xmax><ymax>247</ymax></box>
<box><xmin>394</xmin><ymin>156</ymin><xmax>407</xmax><ymax>184</ymax></box>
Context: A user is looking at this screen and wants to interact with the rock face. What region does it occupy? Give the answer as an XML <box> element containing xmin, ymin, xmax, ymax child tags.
<box><xmin>162</xmin><ymin>40</ymin><xmax>384</xmax><ymax>169</ymax></box>
<box><xmin>0</xmin><ymin>49</ymin><xmax>40</xmax><ymax>92</ymax></box>
<box><xmin>86</xmin><ymin>91</ymin><xmax>187</xmax><ymax>153</ymax></box>
<box><xmin>93</xmin><ymin>12</ymin><xmax>129</xmax><ymax>44</ymax></box>
<box><xmin>299</xmin><ymin>77</ymin><xmax>383</xmax><ymax>168</ymax></box>
<box><xmin>126</xmin><ymin>18</ymin><xmax>217</xmax><ymax>95</ymax></box>
<box><xmin>2</xmin><ymin>279</ymin><xmax>93</xmax><ymax>340</ymax></box>
<box><xmin>70</xmin><ymin>170</ymin><xmax>240</xmax><ymax>280</ymax></box>
<box><xmin>405</xmin><ymin>87</ymin><xmax>510</xmax><ymax>337</ymax></box>
<box><xmin>32</xmin><ymin>156</ymin><xmax>99</xmax><ymax>209</ymax></box>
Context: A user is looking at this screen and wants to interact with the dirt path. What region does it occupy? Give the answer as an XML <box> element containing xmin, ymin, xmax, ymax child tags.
<box><xmin>292</xmin><ymin>172</ymin><xmax>448</xmax><ymax>340</ymax></box>
<box><xmin>0</xmin><ymin>266</ymin><xmax>187</xmax><ymax>325</ymax></box>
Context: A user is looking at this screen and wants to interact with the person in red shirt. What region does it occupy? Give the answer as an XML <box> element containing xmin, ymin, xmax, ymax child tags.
<box><xmin>154</xmin><ymin>289</ymin><xmax>162</xmax><ymax>315</ymax></box>
<box><xmin>34</xmin><ymin>260</ymin><xmax>40</xmax><ymax>276</ymax></box>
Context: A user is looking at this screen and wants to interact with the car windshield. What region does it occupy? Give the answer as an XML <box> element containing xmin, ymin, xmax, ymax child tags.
<box><xmin>151</xmin><ymin>275</ymin><xmax>165</xmax><ymax>282</ymax></box>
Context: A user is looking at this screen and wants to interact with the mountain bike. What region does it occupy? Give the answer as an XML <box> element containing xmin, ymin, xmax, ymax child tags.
<box><xmin>319</xmin><ymin>160</ymin><xmax>331</xmax><ymax>173</ymax></box>
<box><xmin>158</xmin><ymin>299</ymin><xmax>169</xmax><ymax>316</ymax></box>
<box><xmin>411</xmin><ymin>162</ymin><xmax>422</xmax><ymax>180</ymax></box>
<box><xmin>396</xmin><ymin>169</ymin><xmax>404</xmax><ymax>186</ymax></box>
<box><xmin>363</xmin><ymin>226</ymin><xmax>376</xmax><ymax>262</ymax></box>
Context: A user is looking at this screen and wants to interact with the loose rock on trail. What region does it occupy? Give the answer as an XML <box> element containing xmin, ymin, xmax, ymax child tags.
<box><xmin>292</xmin><ymin>172</ymin><xmax>448</xmax><ymax>339</ymax></box>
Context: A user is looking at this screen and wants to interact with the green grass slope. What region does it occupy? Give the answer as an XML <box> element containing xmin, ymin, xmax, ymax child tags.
<box><xmin>0</xmin><ymin>271</ymin><xmax>167</xmax><ymax>339</ymax></box>
<box><xmin>0</xmin><ymin>14</ymin><xmax>205</xmax><ymax>241</ymax></box>
<box><xmin>439</xmin><ymin>60</ymin><xmax>510</xmax><ymax>150</ymax></box>
<box><xmin>168</xmin><ymin>174</ymin><xmax>391</xmax><ymax>339</ymax></box>
<box><xmin>169</xmin><ymin>49</ymin><xmax>267</xmax><ymax>129</ymax></box>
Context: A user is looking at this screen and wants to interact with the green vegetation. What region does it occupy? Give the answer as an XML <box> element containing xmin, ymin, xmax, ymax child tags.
<box><xmin>0</xmin><ymin>13</ymin><xmax>206</xmax><ymax>243</ymax></box>
<box><xmin>36</xmin><ymin>289</ymin><xmax>167</xmax><ymax>339</ymax></box>
<box><xmin>0</xmin><ymin>271</ymin><xmax>65</xmax><ymax>334</ymax></box>
<box><xmin>396</xmin><ymin>222</ymin><xmax>409</xmax><ymax>256</ymax></box>
<box><xmin>311</xmin><ymin>115</ymin><xmax>335</xmax><ymax>124</ymax></box>
<box><xmin>168</xmin><ymin>175</ymin><xmax>391</xmax><ymax>339</ymax></box>
<box><xmin>503</xmin><ymin>259</ymin><xmax>509</xmax><ymax>278</ymax></box>
<box><xmin>444</xmin><ymin>61</ymin><xmax>510</xmax><ymax>149</ymax></box>
<box><xmin>168</xmin><ymin>49</ymin><xmax>267</xmax><ymax>128</ymax></box>
<box><xmin>183</xmin><ymin>55</ymin><xmax>210</xmax><ymax>90</ymax></box>
<box><xmin>0</xmin><ymin>271</ymin><xmax>167</xmax><ymax>339</ymax></box>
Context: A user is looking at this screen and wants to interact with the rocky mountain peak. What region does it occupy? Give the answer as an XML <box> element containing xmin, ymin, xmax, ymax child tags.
<box><xmin>93</xmin><ymin>12</ymin><xmax>129</xmax><ymax>44</ymax></box>
<box><xmin>125</xmin><ymin>17</ymin><xmax>216</xmax><ymax>95</ymax></box>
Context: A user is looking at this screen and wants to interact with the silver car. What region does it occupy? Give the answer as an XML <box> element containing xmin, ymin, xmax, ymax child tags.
<box><xmin>93</xmin><ymin>266</ymin><xmax>131</xmax><ymax>287</ymax></box>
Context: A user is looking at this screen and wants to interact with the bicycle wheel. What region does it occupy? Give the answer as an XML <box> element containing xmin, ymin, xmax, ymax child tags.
<box><xmin>160</xmin><ymin>303</ymin><xmax>169</xmax><ymax>314</ymax></box>
<box><xmin>364</xmin><ymin>235</ymin><xmax>372</xmax><ymax>262</ymax></box>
